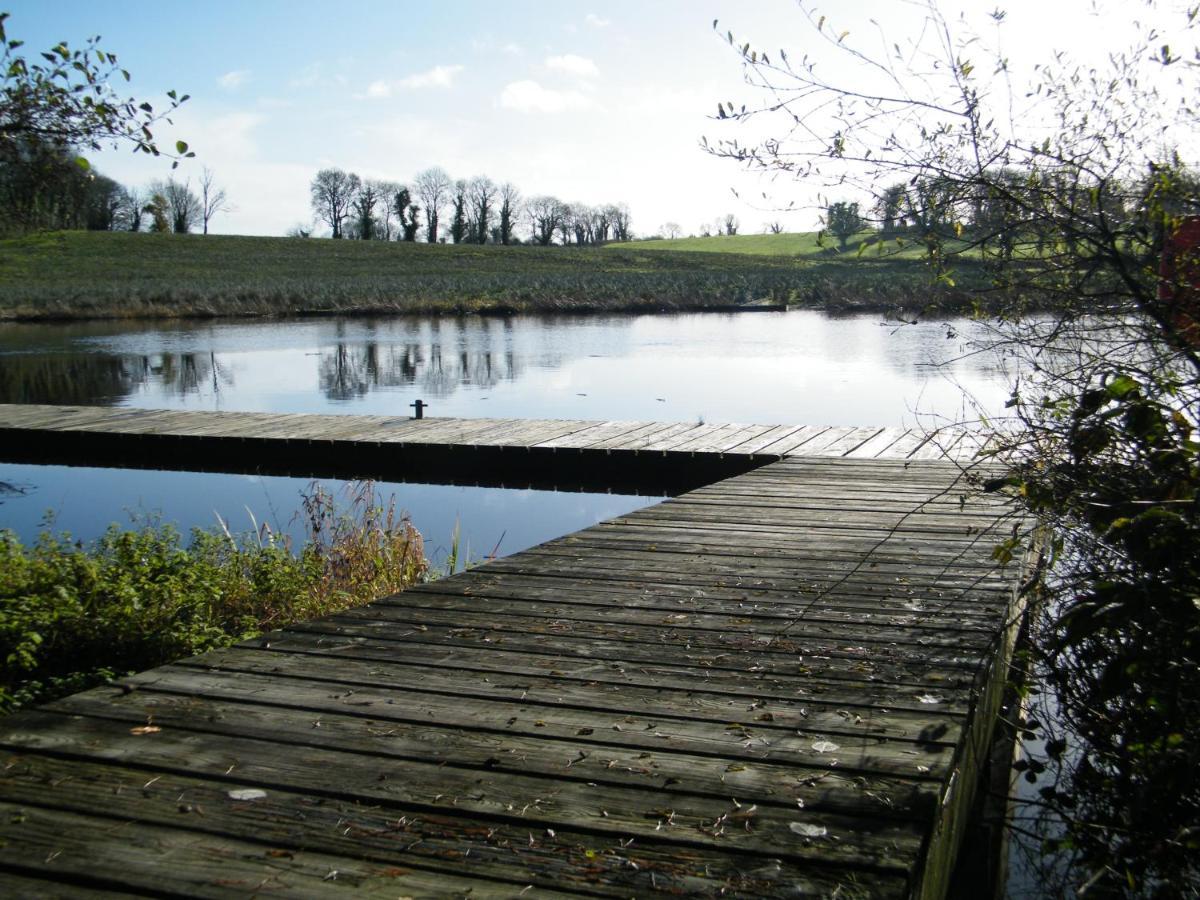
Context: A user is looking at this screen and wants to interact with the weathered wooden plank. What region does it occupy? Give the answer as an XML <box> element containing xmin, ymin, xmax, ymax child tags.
<box><xmin>0</xmin><ymin>420</ymin><xmax>1025</xmax><ymax>898</ymax></box>
<box><xmin>176</xmin><ymin>647</ymin><xmax>965</xmax><ymax>750</ymax></box>
<box><xmin>637</xmin><ymin>423</ymin><xmax>737</xmax><ymax>453</ymax></box>
<box><xmin>533</xmin><ymin>420</ymin><xmax>651</xmax><ymax>450</ymax></box>
<box><xmin>486</xmin><ymin>420</ymin><xmax>599</xmax><ymax>447</ymax></box>
<box><xmin>244</xmin><ymin>629</ymin><xmax>981</xmax><ymax>711</ymax></box>
<box><xmin>0</xmin><ymin>754</ymin><xmax>889</xmax><ymax>898</ymax></box>
<box><xmin>842</xmin><ymin>427</ymin><xmax>909</xmax><ymax>459</ymax></box>
<box><xmin>0</xmin><ymin>798</ymin><xmax>536</xmax><ymax>898</ymax></box>
<box><xmin>83</xmin><ymin>664</ymin><xmax>960</xmax><ymax>780</ymax></box>
<box><xmin>394</xmin><ymin>576</ymin><xmax>1007</xmax><ymax>634</ymax></box>
<box><xmin>319</xmin><ymin>601</ymin><xmax>995</xmax><ymax>675</ymax></box>
<box><xmin>289</xmin><ymin>617</ymin><xmax>989</xmax><ymax>691</ymax></box>
<box><xmin>749</xmin><ymin>424</ymin><xmax>832</xmax><ymax>455</ymax></box>
<box><xmin>722</xmin><ymin>423</ymin><xmax>805</xmax><ymax>455</ymax></box>
<box><xmin>2</xmin><ymin>709</ymin><xmax>928</xmax><ymax>873</ymax></box>
<box><xmin>592</xmin><ymin>421</ymin><xmax>697</xmax><ymax>451</ymax></box>
<box><xmin>393</xmin><ymin>572</ymin><xmax>1010</xmax><ymax>628</ymax></box>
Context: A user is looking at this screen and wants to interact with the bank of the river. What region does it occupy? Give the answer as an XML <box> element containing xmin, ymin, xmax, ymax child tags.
<box><xmin>0</xmin><ymin>230</ymin><xmax>998</xmax><ymax>321</ymax></box>
<box><xmin>0</xmin><ymin>481</ymin><xmax>429</xmax><ymax>713</ymax></box>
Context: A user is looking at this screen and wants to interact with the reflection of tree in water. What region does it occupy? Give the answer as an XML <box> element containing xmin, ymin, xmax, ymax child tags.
<box><xmin>0</xmin><ymin>351</ymin><xmax>232</xmax><ymax>405</ymax></box>
<box><xmin>319</xmin><ymin>341</ymin><xmax>523</xmax><ymax>402</ymax></box>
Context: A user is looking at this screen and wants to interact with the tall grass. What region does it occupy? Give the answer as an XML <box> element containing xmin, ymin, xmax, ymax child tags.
<box><xmin>0</xmin><ymin>480</ymin><xmax>427</xmax><ymax>713</ymax></box>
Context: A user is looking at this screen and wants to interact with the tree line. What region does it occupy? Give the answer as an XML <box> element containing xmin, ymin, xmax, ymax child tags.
<box><xmin>307</xmin><ymin>166</ymin><xmax>633</xmax><ymax>245</ymax></box>
<box><xmin>815</xmin><ymin>166</ymin><xmax>1182</xmax><ymax>260</ymax></box>
<box><xmin>0</xmin><ymin>139</ymin><xmax>229</xmax><ymax>235</ymax></box>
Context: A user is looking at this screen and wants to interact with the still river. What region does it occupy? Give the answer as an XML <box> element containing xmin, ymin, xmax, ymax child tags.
<box><xmin>0</xmin><ymin>310</ymin><xmax>1013</xmax><ymax>567</ymax></box>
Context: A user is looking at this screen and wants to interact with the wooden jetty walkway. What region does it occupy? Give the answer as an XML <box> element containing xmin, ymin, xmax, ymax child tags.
<box><xmin>0</xmin><ymin>408</ymin><xmax>1029</xmax><ymax>897</ymax></box>
<box><xmin>0</xmin><ymin>404</ymin><xmax>987</xmax><ymax>493</ymax></box>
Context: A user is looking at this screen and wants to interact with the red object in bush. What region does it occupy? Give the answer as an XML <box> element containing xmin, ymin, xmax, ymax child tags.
<box><xmin>1159</xmin><ymin>215</ymin><xmax>1200</xmax><ymax>347</ymax></box>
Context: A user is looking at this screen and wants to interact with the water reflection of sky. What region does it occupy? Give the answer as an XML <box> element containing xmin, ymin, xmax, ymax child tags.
<box><xmin>0</xmin><ymin>311</ymin><xmax>1016</xmax><ymax>553</ymax></box>
<box><xmin>0</xmin><ymin>311</ymin><xmax>1013</xmax><ymax>426</ymax></box>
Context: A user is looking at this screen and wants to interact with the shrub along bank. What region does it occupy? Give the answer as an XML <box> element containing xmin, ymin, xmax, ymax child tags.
<box><xmin>0</xmin><ymin>482</ymin><xmax>427</xmax><ymax>713</ymax></box>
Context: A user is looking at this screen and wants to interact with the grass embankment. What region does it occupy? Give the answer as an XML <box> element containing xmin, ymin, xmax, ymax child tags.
<box><xmin>0</xmin><ymin>230</ymin><xmax>996</xmax><ymax>321</ymax></box>
<box><xmin>0</xmin><ymin>482</ymin><xmax>428</xmax><ymax>713</ymax></box>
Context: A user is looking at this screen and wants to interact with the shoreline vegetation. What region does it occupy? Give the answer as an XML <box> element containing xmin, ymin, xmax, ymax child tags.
<box><xmin>0</xmin><ymin>230</ymin><xmax>1014</xmax><ymax>322</ymax></box>
<box><xmin>0</xmin><ymin>481</ymin><xmax>429</xmax><ymax>714</ymax></box>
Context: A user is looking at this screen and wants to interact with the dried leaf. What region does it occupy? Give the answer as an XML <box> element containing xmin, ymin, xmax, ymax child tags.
<box><xmin>129</xmin><ymin>725</ymin><xmax>161</xmax><ymax>735</ymax></box>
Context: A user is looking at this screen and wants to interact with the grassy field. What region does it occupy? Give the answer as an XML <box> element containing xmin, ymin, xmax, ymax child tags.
<box><xmin>0</xmin><ymin>230</ymin><xmax>993</xmax><ymax>321</ymax></box>
<box><xmin>628</xmin><ymin>231</ymin><xmax>963</xmax><ymax>258</ymax></box>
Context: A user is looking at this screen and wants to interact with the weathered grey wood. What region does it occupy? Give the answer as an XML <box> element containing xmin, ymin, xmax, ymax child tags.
<box><xmin>533</xmin><ymin>420</ymin><xmax>652</xmax><ymax>449</ymax></box>
<box><xmin>0</xmin><ymin>754</ymin><xmax>889</xmax><ymax>898</ymax></box>
<box><xmin>246</xmin><ymin>629</ymin><xmax>982</xmax><ymax>711</ymax></box>
<box><xmin>755</xmin><ymin>424</ymin><xmax>835</xmax><ymax>455</ymax></box>
<box><xmin>0</xmin><ymin>404</ymin><xmax>985</xmax><ymax>466</ymax></box>
<box><xmin>593</xmin><ymin>421</ymin><xmax>697</xmax><ymax>451</ymax></box>
<box><xmin>0</xmin><ymin>435</ymin><xmax>1027</xmax><ymax>899</ymax></box>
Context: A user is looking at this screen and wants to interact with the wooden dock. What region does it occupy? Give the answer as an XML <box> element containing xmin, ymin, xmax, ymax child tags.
<box><xmin>0</xmin><ymin>443</ymin><xmax>1029</xmax><ymax>897</ymax></box>
<box><xmin>0</xmin><ymin>404</ymin><xmax>987</xmax><ymax>493</ymax></box>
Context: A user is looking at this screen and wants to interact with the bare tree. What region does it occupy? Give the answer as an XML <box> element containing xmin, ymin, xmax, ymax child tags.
<box><xmin>310</xmin><ymin>168</ymin><xmax>360</xmax><ymax>239</ymax></box>
<box><xmin>119</xmin><ymin>185</ymin><xmax>145</xmax><ymax>232</ymax></box>
<box><xmin>610</xmin><ymin>203</ymin><xmax>632</xmax><ymax>241</ymax></box>
<box><xmin>526</xmin><ymin>195</ymin><xmax>563</xmax><ymax>245</ymax></box>
<box><xmin>765</xmin><ymin>221</ymin><xmax>784</xmax><ymax>234</ymax></box>
<box><xmin>721</xmin><ymin>213</ymin><xmax>739</xmax><ymax>236</ymax></box>
<box><xmin>367</xmin><ymin>180</ymin><xmax>401</xmax><ymax>239</ymax></box>
<box><xmin>199</xmin><ymin>167</ymin><xmax>230</xmax><ymax>235</ymax></box>
<box><xmin>572</xmin><ymin>204</ymin><xmax>593</xmax><ymax>245</ymax></box>
<box><xmin>498</xmin><ymin>182</ymin><xmax>521</xmax><ymax>245</ymax></box>
<box><xmin>555</xmin><ymin>201</ymin><xmax>575</xmax><ymax>245</ymax></box>
<box><xmin>588</xmin><ymin>205</ymin><xmax>610</xmax><ymax>243</ymax></box>
<box><xmin>150</xmin><ymin>177</ymin><xmax>200</xmax><ymax>233</ymax></box>
<box><xmin>467</xmin><ymin>176</ymin><xmax>497</xmax><ymax>244</ymax></box>
<box><xmin>662</xmin><ymin>221</ymin><xmax>682</xmax><ymax>239</ymax></box>
<box><xmin>414</xmin><ymin>167</ymin><xmax>451</xmax><ymax>243</ymax></box>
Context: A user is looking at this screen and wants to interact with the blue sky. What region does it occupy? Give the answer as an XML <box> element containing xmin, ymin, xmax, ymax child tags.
<box><xmin>5</xmin><ymin>1</ymin><xmax>1144</xmax><ymax>237</ymax></box>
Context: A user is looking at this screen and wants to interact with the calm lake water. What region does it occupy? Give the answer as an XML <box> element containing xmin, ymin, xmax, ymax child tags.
<box><xmin>0</xmin><ymin>310</ymin><xmax>1013</xmax><ymax>565</ymax></box>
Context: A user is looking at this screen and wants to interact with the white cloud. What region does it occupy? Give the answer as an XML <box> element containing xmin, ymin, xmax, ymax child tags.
<box><xmin>397</xmin><ymin>64</ymin><xmax>464</xmax><ymax>89</ymax></box>
<box><xmin>365</xmin><ymin>79</ymin><xmax>392</xmax><ymax>99</ymax></box>
<box><xmin>585</xmin><ymin>13</ymin><xmax>610</xmax><ymax>28</ymax></box>
<box><xmin>545</xmin><ymin>54</ymin><xmax>599</xmax><ymax>78</ymax></box>
<box><xmin>217</xmin><ymin>69</ymin><xmax>250</xmax><ymax>90</ymax></box>
<box><xmin>499</xmin><ymin>80</ymin><xmax>594</xmax><ymax>114</ymax></box>
<box><xmin>502</xmin><ymin>42</ymin><xmax>524</xmax><ymax>56</ymax></box>
<box><xmin>359</xmin><ymin>65</ymin><xmax>464</xmax><ymax>100</ymax></box>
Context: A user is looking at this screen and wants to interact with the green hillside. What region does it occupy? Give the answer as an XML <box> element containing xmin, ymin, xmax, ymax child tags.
<box><xmin>628</xmin><ymin>230</ymin><xmax>963</xmax><ymax>259</ymax></box>
<box><xmin>0</xmin><ymin>230</ymin><xmax>985</xmax><ymax>321</ymax></box>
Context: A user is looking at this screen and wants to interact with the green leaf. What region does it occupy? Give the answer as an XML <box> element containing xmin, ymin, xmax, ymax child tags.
<box><xmin>1106</xmin><ymin>374</ymin><xmax>1138</xmax><ymax>399</ymax></box>
<box><xmin>73</xmin><ymin>156</ymin><xmax>90</xmax><ymax>171</ymax></box>
<box><xmin>175</xmin><ymin>140</ymin><xmax>189</xmax><ymax>154</ymax></box>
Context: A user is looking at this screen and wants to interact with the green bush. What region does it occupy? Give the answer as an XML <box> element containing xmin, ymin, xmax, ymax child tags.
<box><xmin>0</xmin><ymin>481</ymin><xmax>427</xmax><ymax>712</ymax></box>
